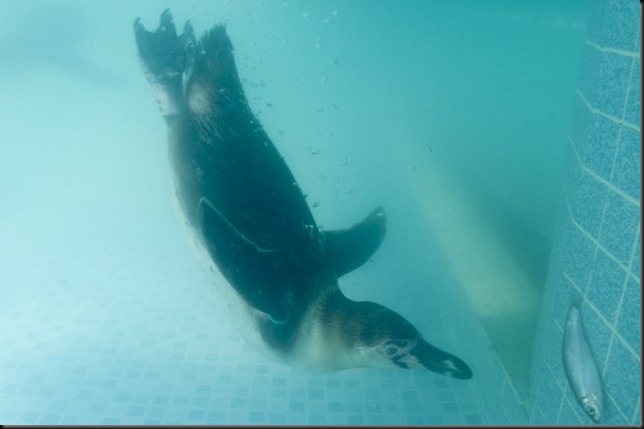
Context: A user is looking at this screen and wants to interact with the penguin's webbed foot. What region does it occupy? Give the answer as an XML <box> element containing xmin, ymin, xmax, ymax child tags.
<box><xmin>133</xmin><ymin>9</ymin><xmax>196</xmax><ymax>88</ymax></box>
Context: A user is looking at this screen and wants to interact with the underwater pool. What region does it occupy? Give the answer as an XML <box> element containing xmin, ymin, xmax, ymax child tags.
<box><xmin>0</xmin><ymin>0</ymin><xmax>639</xmax><ymax>425</ymax></box>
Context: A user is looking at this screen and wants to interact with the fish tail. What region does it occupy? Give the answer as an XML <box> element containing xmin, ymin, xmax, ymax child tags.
<box><xmin>570</xmin><ymin>289</ymin><xmax>583</xmax><ymax>310</ymax></box>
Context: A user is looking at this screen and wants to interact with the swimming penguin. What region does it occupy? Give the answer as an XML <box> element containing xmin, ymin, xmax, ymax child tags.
<box><xmin>133</xmin><ymin>10</ymin><xmax>472</xmax><ymax>378</ymax></box>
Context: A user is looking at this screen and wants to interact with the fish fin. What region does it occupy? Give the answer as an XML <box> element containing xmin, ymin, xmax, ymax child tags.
<box><xmin>321</xmin><ymin>206</ymin><xmax>387</xmax><ymax>278</ymax></box>
<box><xmin>197</xmin><ymin>197</ymin><xmax>290</xmax><ymax>324</ymax></box>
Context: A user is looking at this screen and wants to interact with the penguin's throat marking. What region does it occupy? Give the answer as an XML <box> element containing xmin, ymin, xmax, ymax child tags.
<box><xmin>386</xmin><ymin>339</ymin><xmax>419</xmax><ymax>368</ymax></box>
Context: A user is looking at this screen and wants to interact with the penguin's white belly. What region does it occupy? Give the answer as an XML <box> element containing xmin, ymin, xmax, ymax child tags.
<box><xmin>289</xmin><ymin>317</ymin><xmax>363</xmax><ymax>372</ymax></box>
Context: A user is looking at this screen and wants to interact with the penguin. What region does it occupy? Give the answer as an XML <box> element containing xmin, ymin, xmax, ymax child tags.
<box><xmin>133</xmin><ymin>9</ymin><xmax>472</xmax><ymax>378</ymax></box>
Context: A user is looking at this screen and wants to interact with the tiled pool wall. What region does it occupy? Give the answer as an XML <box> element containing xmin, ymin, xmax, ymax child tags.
<box><xmin>528</xmin><ymin>0</ymin><xmax>641</xmax><ymax>425</ymax></box>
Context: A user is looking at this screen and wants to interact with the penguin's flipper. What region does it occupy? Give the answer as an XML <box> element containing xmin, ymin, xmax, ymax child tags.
<box><xmin>197</xmin><ymin>198</ymin><xmax>290</xmax><ymax>324</ymax></box>
<box><xmin>321</xmin><ymin>206</ymin><xmax>387</xmax><ymax>278</ymax></box>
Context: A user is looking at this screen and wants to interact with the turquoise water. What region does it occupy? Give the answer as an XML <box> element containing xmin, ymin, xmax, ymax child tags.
<box><xmin>0</xmin><ymin>0</ymin><xmax>603</xmax><ymax>425</ymax></box>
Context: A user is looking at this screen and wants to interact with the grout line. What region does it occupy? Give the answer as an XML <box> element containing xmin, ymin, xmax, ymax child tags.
<box><xmin>600</xmin><ymin>281</ymin><xmax>625</xmax><ymax>377</ymax></box>
<box><xmin>568</xmin><ymin>207</ymin><xmax>636</xmax><ymax>299</ymax></box>
<box><xmin>626</xmin><ymin>220</ymin><xmax>641</xmax><ymax>281</ymax></box>
<box><xmin>619</xmin><ymin>47</ymin><xmax>639</xmax><ymax>125</ymax></box>
<box><xmin>544</xmin><ymin>362</ymin><xmax>566</xmax><ymax>424</ymax></box>
<box><xmin>607</xmin><ymin>249</ymin><xmax>632</xmax><ymax>329</ymax></box>
<box><xmin>569</xmin><ymin>121</ymin><xmax>639</xmax><ymax>213</ymax></box>
<box><xmin>560</xmin><ymin>206</ymin><xmax>629</xmax><ymax>348</ymax></box>
<box><xmin>605</xmin><ymin>45</ymin><xmax>641</xmax><ymax>212</ymax></box>
<box><xmin>585</xmin><ymin>39</ymin><xmax>641</xmax><ymax>59</ymax></box>
<box><xmin>537</xmin><ymin>406</ymin><xmax>548</xmax><ymax>425</ymax></box>
<box><xmin>630</xmin><ymin>395</ymin><xmax>641</xmax><ymax>425</ymax></box>
<box><xmin>568</xmin><ymin>134</ymin><xmax>640</xmax><ymax>208</ymax></box>
<box><xmin>576</xmin><ymin>90</ymin><xmax>640</xmax><ymax>133</ymax></box>
<box><xmin>602</xmin><ymin>369</ymin><xmax>634</xmax><ymax>424</ymax></box>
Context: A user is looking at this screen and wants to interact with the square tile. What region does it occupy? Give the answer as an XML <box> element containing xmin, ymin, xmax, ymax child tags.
<box><xmin>598</xmin><ymin>190</ymin><xmax>640</xmax><ymax>266</ymax></box>
<box><xmin>604</xmin><ymin>337</ymin><xmax>640</xmax><ymax>419</ymax></box>
<box><xmin>307</xmin><ymin>413</ymin><xmax>327</xmax><ymax>424</ymax></box>
<box><xmin>561</xmin><ymin>224</ymin><xmax>596</xmax><ymax>290</ymax></box>
<box><xmin>616</xmin><ymin>277</ymin><xmax>641</xmax><ymax>352</ymax></box>
<box><xmin>127</xmin><ymin>405</ymin><xmax>145</xmax><ymax>417</ymax></box>
<box><xmin>570</xmin><ymin>170</ymin><xmax>609</xmax><ymax>238</ymax></box>
<box><xmin>327</xmin><ymin>401</ymin><xmax>343</xmax><ymax>412</ymax></box>
<box><xmin>582</xmin><ymin>303</ymin><xmax>613</xmax><ymax>369</ymax></box>
<box><xmin>580</xmin><ymin>112</ymin><xmax>620</xmax><ymax>180</ymax></box>
<box><xmin>146</xmin><ymin>406</ymin><xmax>167</xmax><ymax>420</ymax></box>
<box><xmin>631</xmin><ymin>231</ymin><xmax>640</xmax><ymax>280</ymax></box>
<box><xmin>563</xmin><ymin>386</ymin><xmax>595</xmax><ymax>424</ymax></box>
<box><xmin>346</xmin><ymin>414</ymin><xmax>364</xmax><ymax>424</ymax></box>
<box><xmin>544</xmin><ymin>319</ymin><xmax>566</xmax><ymax>389</ymax></box>
<box><xmin>537</xmin><ymin>367</ymin><xmax>565</xmax><ymax>425</ymax></box>
<box><xmin>631</xmin><ymin>401</ymin><xmax>640</xmax><ymax>425</ymax></box>
<box><xmin>553</xmin><ymin>275</ymin><xmax>577</xmax><ymax>327</ymax></box>
<box><xmin>205</xmin><ymin>409</ymin><xmax>225</xmax><ymax>422</ymax></box>
<box><xmin>601</xmin><ymin>394</ymin><xmax>629</xmax><ymax>424</ymax></box>
<box><xmin>530</xmin><ymin>407</ymin><xmax>547</xmax><ymax>425</ymax></box>
<box><xmin>557</xmin><ymin>396</ymin><xmax>582</xmax><ymax>425</ymax></box>
<box><xmin>624</xmin><ymin>57</ymin><xmax>640</xmax><ymax>127</ymax></box>
<box><xmin>570</xmin><ymin>94</ymin><xmax>593</xmax><ymax>158</ymax></box>
<box><xmin>611</xmin><ymin>126</ymin><xmax>641</xmax><ymax>201</ymax></box>
<box><xmin>578</xmin><ymin>46</ymin><xmax>633</xmax><ymax>120</ymax></box>
<box><xmin>585</xmin><ymin>0</ymin><xmax>641</xmax><ymax>52</ymax></box>
<box><xmin>587</xmin><ymin>248</ymin><xmax>627</xmax><ymax>324</ymax></box>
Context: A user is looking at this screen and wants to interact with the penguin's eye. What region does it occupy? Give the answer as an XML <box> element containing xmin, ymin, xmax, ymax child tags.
<box><xmin>385</xmin><ymin>345</ymin><xmax>398</xmax><ymax>356</ymax></box>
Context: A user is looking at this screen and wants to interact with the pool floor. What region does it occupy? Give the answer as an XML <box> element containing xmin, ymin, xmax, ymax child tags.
<box><xmin>0</xmin><ymin>207</ymin><xmax>486</xmax><ymax>425</ymax></box>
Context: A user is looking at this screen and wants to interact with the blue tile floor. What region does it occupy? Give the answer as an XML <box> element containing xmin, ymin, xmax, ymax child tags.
<box><xmin>0</xmin><ymin>202</ymin><xmax>485</xmax><ymax>425</ymax></box>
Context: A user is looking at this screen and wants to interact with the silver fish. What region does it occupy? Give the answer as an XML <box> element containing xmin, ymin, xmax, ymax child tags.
<box><xmin>562</xmin><ymin>301</ymin><xmax>603</xmax><ymax>422</ymax></box>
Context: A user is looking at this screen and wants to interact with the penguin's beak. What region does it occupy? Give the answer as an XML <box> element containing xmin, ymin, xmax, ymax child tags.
<box><xmin>410</xmin><ymin>339</ymin><xmax>473</xmax><ymax>379</ymax></box>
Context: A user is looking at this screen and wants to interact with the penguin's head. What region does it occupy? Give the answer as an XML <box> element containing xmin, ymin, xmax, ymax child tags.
<box><xmin>347</xmin><ymin>301</ymin><xmax>473</xmax><ymax>379</ymax></box>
